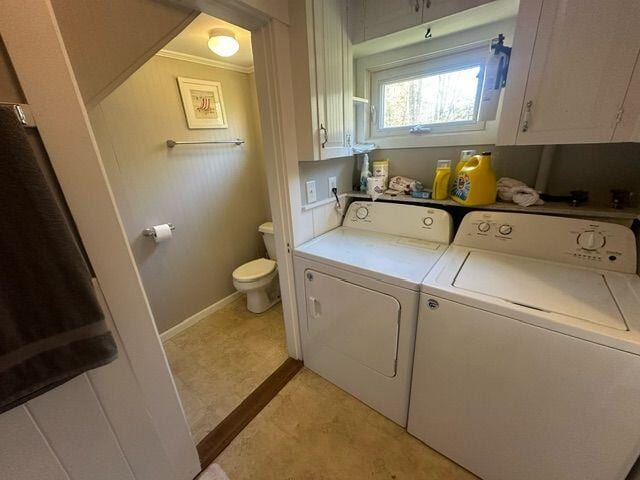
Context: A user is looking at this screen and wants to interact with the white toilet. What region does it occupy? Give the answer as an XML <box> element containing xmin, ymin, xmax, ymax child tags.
<box><xmin>232</xmin><ymin>222</ymin><xmax>281</xmax><ymax>313</ymax></box>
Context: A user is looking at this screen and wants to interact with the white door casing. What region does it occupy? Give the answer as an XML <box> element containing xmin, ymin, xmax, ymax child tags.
<box><xmin>1</xmin><ymin>0</ymin><xmax>306</xmax><ymax>478</ymax></box>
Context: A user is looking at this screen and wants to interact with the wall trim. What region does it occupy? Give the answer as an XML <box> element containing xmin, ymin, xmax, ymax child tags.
<box><xmin>156</xmin><ymin>49</ymin><xmax>255</xmax><ymax>74</ymax></box>
<box><xmin>302</xmin><ymin>193</ymin><xmax>348</xmax><ymax>211</ymax></box>
<box><xmin>160</xmin><ymin>291</ymin><xmax>243</xmax><ymax>341</ymax></box>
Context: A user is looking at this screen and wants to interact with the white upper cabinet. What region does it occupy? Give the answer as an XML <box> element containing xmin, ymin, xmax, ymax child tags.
<box><xmin>314</xmin><ymin>0</ymin><xmax>353</xmax><ymax>159</ymax></box>
<box><xmin>613</xmin><ymin>55</ymin><xmax>640</xmax><ymax>142</ymax></box>
<box><xmin>498</xmin><ymin>0</ymin><xmax>640</xmax><ymax>145</ymax></box>
<box><xmin>363</xmin><ymin>0</ymin><xmax>423</xmax><ymax>41</ymax></box>
<box><xmin>421</xmin><ymin>0</ymin><xmax>495</xmax><ymax>23</ymax></box>
<box><xmin>354</xmin><ymin>0</ymin><xmax>493</xmax><ymax>43</ymax></box>
<box><xmin>290</xmin><ymin>0</ymin><xmax>353</xmax><ymax>161</ymax></box>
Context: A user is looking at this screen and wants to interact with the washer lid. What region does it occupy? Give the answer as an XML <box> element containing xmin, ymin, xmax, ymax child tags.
<box><xmin>233</xmin><ymin>258</ymin><xmax>276</xmax><ymax>282</ymax></box>
<box><xmin>453</xmin><ymin>251</ymin><xmax>627</xmax><ymax>331</ymax></box>
<box><xmin>295</xmin><ymin>227</ymin><xmax>447</xmax><ymax>290</ymax></box>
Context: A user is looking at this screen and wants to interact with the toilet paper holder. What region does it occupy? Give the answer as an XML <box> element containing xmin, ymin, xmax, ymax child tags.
<box><xmin>142</xmin><ymin>223</ymin><xmax>176</xmax><ymax>238</ymax></box>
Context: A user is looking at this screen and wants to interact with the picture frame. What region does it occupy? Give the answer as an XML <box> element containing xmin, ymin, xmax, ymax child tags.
<box><xmin>177</xmin><ymin>77</ymin><xmax>228</xmax><ymax>129</ymax></box>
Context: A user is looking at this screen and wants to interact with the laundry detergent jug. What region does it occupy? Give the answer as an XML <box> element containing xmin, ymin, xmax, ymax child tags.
<box><xmin>451</xmin><ymin>152</ymin><xmax>497</xmax><ymax>206</ymax></box>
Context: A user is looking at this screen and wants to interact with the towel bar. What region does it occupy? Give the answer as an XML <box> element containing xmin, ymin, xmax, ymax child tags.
<box><xmin>0</xmin><ymin>103</ymin><xmax>36</xmax><ymax>127</ymax></box>
<box><xmin>166</xmin><ymin>139</ymin><xmax>244</xmax><ymax>148</ymax></box>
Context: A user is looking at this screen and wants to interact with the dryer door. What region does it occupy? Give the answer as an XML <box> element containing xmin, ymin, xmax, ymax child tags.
<box><xmin>304</xmin><ymin>269</ymin><xmax>400</xmax><ymax>377</ymax></box>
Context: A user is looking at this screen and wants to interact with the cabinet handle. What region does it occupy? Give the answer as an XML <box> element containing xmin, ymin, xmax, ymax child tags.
<box><xmin>521</xmin><ymin>100</ymin><xmax>533</xmax><ymax>132</ymax></box>
<box><xmin>415</xmin><ymin>0</ymin><xmax>420</xmax><ymax>11</ymax></box>
<box><xmin>320</xmin><ymin>123</ymin><xmax>328</xmax><ymax>148</ymax></box>
<box><xmin>424</xmin><ymin>0</ymin><xmax>431</xmax><ymax>8</ymax></box>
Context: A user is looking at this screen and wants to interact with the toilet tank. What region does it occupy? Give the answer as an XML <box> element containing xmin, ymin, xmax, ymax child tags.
<box><xmin>258</xmin><ymin>222</ymin><xmax>276</xmax><ymax>260</ymax></box>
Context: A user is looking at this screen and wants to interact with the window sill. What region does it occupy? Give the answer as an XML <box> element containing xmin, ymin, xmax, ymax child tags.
<box><xmin>365</xmin><ymin>121</ymin><xmax>498</xmax><ymax>148</ymax></box>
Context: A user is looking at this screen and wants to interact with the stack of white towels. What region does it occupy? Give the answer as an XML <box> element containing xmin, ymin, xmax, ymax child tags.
<box><xmin>497</xmin><ymin>177</ymin><xmax>544</xmax><ymax>207</ymax></box>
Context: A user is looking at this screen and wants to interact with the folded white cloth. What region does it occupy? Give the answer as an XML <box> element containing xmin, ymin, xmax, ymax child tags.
<box><xmin>497</xmin><ymin>177</ymin><xmax>543</xmax><ymax>207</ymax></box>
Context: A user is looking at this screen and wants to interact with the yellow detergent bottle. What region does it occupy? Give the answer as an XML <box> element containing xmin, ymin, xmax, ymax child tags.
<box><xmin>432</xmin><ymin>159</ymin><xmax>451</xmax><ymax>200</ymax></box>
<box><xmin>451</xmin><ymin>152</ymin><xmax>497</xmax><ymax>206</ymax></box>
<box><xmin>453</xmin><ymin>149</ymin><xmax>477</xmax><ymax>178</ymax></box>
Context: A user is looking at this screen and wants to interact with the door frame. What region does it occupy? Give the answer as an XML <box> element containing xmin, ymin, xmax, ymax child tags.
<box><xmin>1</xmin><ymin>0</ymin><xmax>304</xmax><ymax>476</ymax></box>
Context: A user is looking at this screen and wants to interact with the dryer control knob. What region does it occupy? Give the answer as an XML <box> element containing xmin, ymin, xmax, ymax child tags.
<box><xmin>498</xmin><ymin>224</ymin><xmax>512</xmax><ymax>235</ymax></box>
<box><xmin>577</xmin><ymin>230</ymin><xmax>605</xmax><ymax>251</ymax></box>
<box><xmin>423</xmin><ymin>217</ymin><xmax>434</xmax><ymax>226</ymax></box>
<box><xmin>478</xmin><ymin>222</ymin><xmax>491</xmax><ymax>232</ymax></box>
<box><xmin>355</xmin><ymin>206</ymin><xmax>369</xmax><ymax>220</ymax></box>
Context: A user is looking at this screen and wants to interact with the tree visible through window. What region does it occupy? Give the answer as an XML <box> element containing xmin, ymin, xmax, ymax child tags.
<box><xmin>381</xmin><ymin>65</ymin><xmax>481</xmax><ymax>129</ymax></box>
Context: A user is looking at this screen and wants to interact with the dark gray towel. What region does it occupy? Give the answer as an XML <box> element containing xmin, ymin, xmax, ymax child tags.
<box><xmin>0</xmin><ymin>106</ymin><xmax>117</xmax><ymax>413</ymax></box>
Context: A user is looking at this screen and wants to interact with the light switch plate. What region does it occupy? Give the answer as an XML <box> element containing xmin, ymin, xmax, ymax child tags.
<box><xmin>328</xmin><ymin>176</ymin><xmax>337</xmax><ymax>197</ymax></box>
<box><xmin>306</xmin><ymin>180</ymin><xmax>317</xmax><ymax>204</ymax></box>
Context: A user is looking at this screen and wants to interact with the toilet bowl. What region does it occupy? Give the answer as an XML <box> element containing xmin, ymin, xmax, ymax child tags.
<box><xmin>232</xmin><ymin>222</ymin><xmax>281</xmax><ymax>313</ymax></box>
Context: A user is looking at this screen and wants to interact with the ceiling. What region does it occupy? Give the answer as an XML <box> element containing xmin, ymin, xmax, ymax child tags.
<box><xmin>163</xmin><ymin>13</ymin><xmax>253</xmax><ymax>69</ymax></box>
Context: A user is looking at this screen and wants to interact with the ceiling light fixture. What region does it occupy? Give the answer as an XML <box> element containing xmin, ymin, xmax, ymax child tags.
<box><xmin>208</xmin><ymin>28</ymin><xmax>239</xmax><ymax>57</ymax></box>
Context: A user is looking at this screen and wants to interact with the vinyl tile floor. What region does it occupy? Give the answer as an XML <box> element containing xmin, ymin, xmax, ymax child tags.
<box><xmin>163</xmin><ymin>296</ymin><xmax>288</xmax><ymax>443</ymax></box>
<box><xmin>214</xmin><ymin>367</ymin><xmax>478</xmax><ymax>480</ymax></box>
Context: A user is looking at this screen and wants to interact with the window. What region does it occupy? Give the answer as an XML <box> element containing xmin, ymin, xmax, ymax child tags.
<box><xmin>381</xmin><ymin>65</ymin><xmax>481</xmax><ymax>128</ymax></box>
<box><xmin>370</xmin><ymin>47</ymin><xmax>487</xmax><ymax>140</ymax></box>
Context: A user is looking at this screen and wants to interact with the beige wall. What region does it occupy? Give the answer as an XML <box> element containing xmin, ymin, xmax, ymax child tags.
<box><xmin>368</xmin><ymin>143</ymin><xmax>640</xmax><ymax>206</ymax></box>
<box><xmin>51</xmin><ymin>0</ymin><xmax>197</xmax><ymax>107</ymax></box>
<box><xmin>0</xmin><ymin>37</ymin><xmax>24</xmax><ymax>103</ymax></box>
<box><xmin>90</xmin><ymin>55</ymin><xmax>270</xmax><ymax>333</ymax></box>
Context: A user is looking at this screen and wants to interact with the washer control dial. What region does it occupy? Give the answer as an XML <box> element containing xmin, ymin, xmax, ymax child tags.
<box><xmin>355</xmin><ymin>206</ymin><xmax>369</xmax><ymax>220</ymax></box>
<box><xmin>478</xmin><ymin>222</ymin><xmax>491</xmax><ymax>233</ymax></box>
<box><xmin>577</xmin><ymin>230</ymin><xmax>605</xmax><ymax>251</ymax></box>
<box><xmin>498</xmin><ymin>224</ymin><xmax>513</xmax><ymax>236</ymax></box>
<box><xmin>423</xmin><ymin>217</ymin><xmax>434</xmax><ymax>226</ymax></box>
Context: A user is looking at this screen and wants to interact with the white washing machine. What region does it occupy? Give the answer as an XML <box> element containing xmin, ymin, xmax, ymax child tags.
<box><xmin>294</xmin><ymin>201</ymin><xmax>453</xmax><ymax>426</ymax></box>
<box><xmin>409</xmin><ymin>211</ymin><xmax>640</xmax><ymax>480</ymax></box>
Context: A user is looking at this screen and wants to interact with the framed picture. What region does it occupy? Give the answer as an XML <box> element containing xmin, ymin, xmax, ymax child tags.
<box><xmin>177</xmin><ymin>77</ymin><xmax>228</xmax><ymax>129</ymax></box>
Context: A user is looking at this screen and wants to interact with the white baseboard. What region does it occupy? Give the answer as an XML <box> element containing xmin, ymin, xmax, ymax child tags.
<box><xmin>160</xmin><ymin>291</ymin><xmax>243</xmax><ymax>342</ymax></box>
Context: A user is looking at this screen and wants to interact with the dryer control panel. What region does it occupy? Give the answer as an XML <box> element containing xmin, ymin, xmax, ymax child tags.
<box><xmin>454</xmin><ymin>211</ymin><xmax>637</xmax><ymax>274</ymax></box>
<box><xmin>345</xmin><ymin>201</ymin><xmax>453</xmax><ymax>244</ymax></box>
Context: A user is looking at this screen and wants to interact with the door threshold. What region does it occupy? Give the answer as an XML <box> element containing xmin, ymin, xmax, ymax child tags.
<box><xmin>196</xmin><ymin>357</ymin><xmax>303</xmax><ymax>471</ymax></box>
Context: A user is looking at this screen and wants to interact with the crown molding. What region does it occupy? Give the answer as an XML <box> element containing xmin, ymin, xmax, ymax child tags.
<box><xmin>156</xmin><ymin>49</ymin><xmax>254</xmax><ymax>74</ymax></box>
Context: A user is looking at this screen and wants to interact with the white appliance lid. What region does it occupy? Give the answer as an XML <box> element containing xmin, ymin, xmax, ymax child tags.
<box><xmin>295</xmin><ymin>228</ymin><xmax>446</xmax><ymax>290</ymax></box>
<box><xmin>453</xmin><ymin>251</ymin><xmax>627</xmax><ymax>331</ymax></box>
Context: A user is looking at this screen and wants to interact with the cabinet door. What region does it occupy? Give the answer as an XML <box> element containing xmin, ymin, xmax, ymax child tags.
<box><xmin>421</xmin><ymin>0</ymin><xmax>491</xmax><ymax>23</ymax></box>
<box><xmin>613</xmin><ymin>54</ymin><xmax>640</xmax><ymax>142</ymax></box>
<box><xmin>515</xmin><ymin>0</ymin><xmax>640</xmax><ymax>144</ymax></box>
<box><xmin>313</xmin><ymin>0</ymin><xmax>353</xmax><ymax>160</ymax></box>
<box><xmin>364</xmin><ymin>0</ymin><xmax>422</xmax><ymax>41</ymax></box>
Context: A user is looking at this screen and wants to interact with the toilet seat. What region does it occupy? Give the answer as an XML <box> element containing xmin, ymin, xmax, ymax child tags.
<box><xmin>232</xmin><ymin>258</ymin><xmax>277</xmax><ymax>283</ymax></box>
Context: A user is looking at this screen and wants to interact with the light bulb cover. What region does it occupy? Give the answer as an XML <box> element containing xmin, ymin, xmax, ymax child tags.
<box><xmin>208</xmin><ymin>28</ymin><xmax>239</xmax><ymax>57</ymax></box>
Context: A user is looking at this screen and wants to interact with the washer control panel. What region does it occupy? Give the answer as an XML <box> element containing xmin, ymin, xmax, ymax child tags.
<box><xmin>346</xmin><ymin>201</ymin><xmax>453</xmax><ymax>244</ymax></box>
<box><xmin>455</xmin><ymin>211</ymin><xmax>637</xmax><ymax>273</ymax></box>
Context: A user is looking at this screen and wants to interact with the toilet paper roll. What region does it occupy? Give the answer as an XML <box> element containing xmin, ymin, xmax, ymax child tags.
<box><xmin>153</xmin><ymin>224</ymin><xmax>173</xmax><ymax>243</ymax></box>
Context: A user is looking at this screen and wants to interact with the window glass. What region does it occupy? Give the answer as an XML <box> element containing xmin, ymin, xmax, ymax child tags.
<box><xmin>381</xmin><ymin>65</ymin><xmax>481</xmax><ymax>129</ymax></box>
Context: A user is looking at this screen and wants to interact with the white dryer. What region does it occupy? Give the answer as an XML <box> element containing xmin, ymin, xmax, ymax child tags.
<box><xmin>294</xmin><ymin>201</ymin><xmax>453</xmax><ymax>426</ymax></box>
<box><xmin>409</xmin><ymin>211</ymin><xmax>640</xmax><ymax>480</ymax></box>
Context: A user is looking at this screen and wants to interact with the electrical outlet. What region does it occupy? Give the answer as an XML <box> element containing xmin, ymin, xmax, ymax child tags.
<box><xmin>328</xmin><ymin>176</ymin><xmax>337</xmax><ymax>197</ymax></box>
<box><xmin>306</xmin><ymin>180</ymin><xmax>317</xmax><ymax>204</ymax></box>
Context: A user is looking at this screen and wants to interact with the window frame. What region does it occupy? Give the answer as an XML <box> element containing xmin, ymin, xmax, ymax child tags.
<box><xmin>370</xmin><ymin>46</ymin><xmax>487</xmax><ymax>139</ymax></box>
